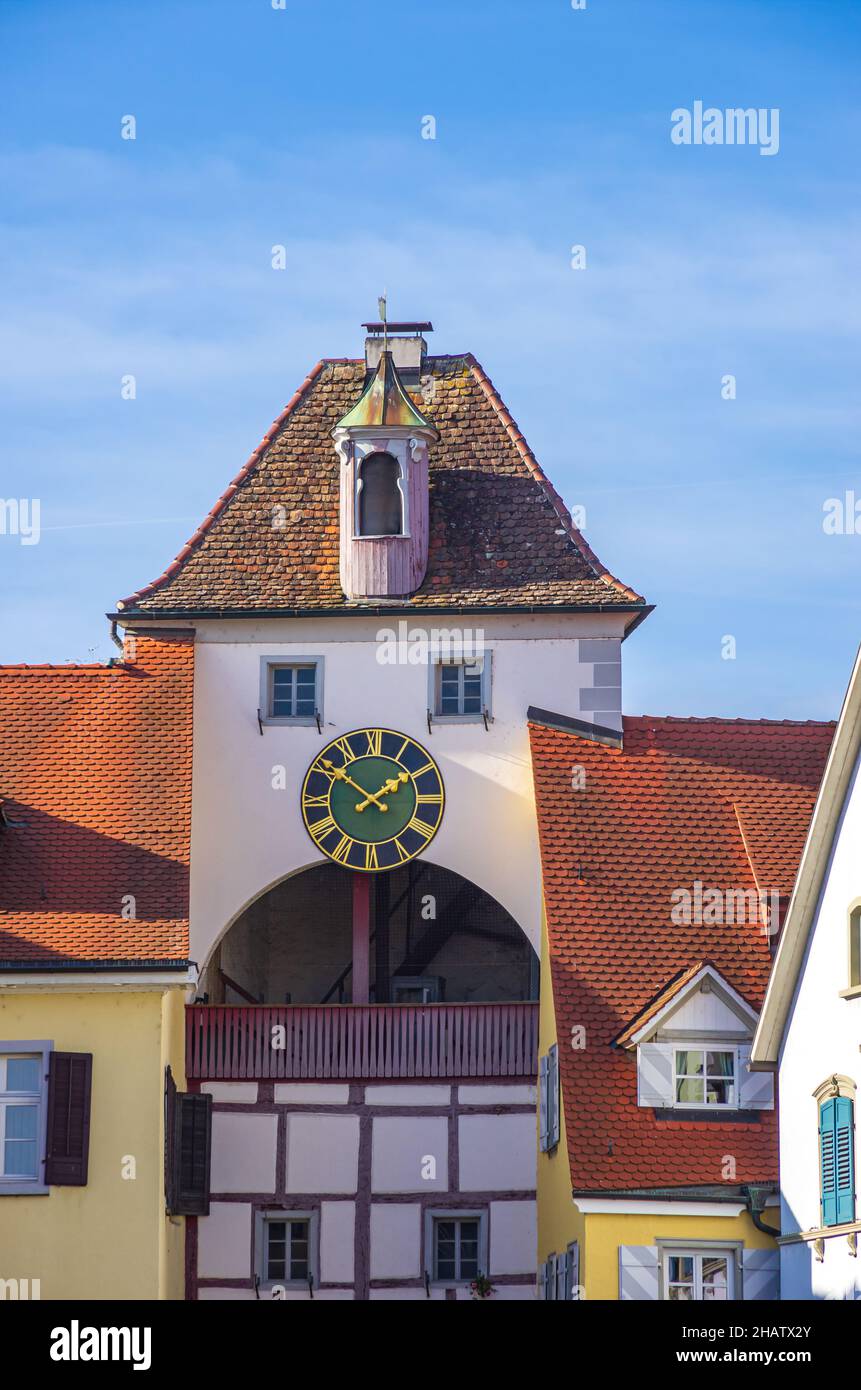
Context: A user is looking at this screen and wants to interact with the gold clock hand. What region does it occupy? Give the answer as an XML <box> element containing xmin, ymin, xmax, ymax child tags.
<box><xmin>322</xmin><ymin>759</ymin><xmax>389</xmax><ymax>811</ymax></box>
<box><xmin>355</xmin><ymin>771</ymin><xmax>410</xmax><ymax>813</ymax></box>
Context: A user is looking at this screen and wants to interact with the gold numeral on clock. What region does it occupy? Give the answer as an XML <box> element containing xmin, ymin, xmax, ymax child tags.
<box><xmin>392</xmin><ymin>838</ymin><xmax>411</xmax><ymax>863</ymax></box>
<box><xmin>331</xmin><ymin>834</ymin><xmax>354</xmax><ymax>864</ymax></box>
<box><xmin>411</xmin><ymin>761</ymin><xmax>435</xmax><ymax>778</ymax></box>
<box><xmin>364</xmin><ymin>843</ymin><xmax>380</xmax><ymax>871</ymax></box>
<box><xmin>406</xmin><ymin>816</ymin><xmax>433</xmax><ymax>840</ymax></box>
<box><xmin>415</xmin><ymin>794</ymin><xmax>443</xmax><ymax>806</ymax></box>
<box><xmin>364</xmin><ymin>729</ymin><xmax>383</xmax><ymax>757</ymax></box>
<box><xmin>310</xmin><ymin>814</ymin><xmax>337</xmax><ymax>839</ymax></box>
<box><xmin>304</xmin><ymin>794</ymin><xmax>329</xmax><ymax>808</ymax></box>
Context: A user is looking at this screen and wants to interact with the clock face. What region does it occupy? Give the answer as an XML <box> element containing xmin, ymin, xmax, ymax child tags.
<box><xmin>301</xmin><ymin>728</ymin><xmax>445</xmax><ymax>873</ymax></box>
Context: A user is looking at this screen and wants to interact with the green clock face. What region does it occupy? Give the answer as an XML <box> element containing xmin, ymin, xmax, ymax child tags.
<box><xmin>301</xmin><ymin>728</ymin><xmax>445</xmax><ymax>873</ymax></box>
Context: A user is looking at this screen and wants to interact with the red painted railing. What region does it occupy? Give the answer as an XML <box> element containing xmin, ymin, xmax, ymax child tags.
<box><xmin>185</xmin><ymin>1002</ymin><xmax>539</xmax><ymax>1081</ymax></box>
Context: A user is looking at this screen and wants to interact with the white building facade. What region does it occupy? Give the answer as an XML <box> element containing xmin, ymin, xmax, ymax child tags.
<box><xmin>753</xmin><ymin>647</ymin><xmax>861</xmax><ymax>1299</ymax></box>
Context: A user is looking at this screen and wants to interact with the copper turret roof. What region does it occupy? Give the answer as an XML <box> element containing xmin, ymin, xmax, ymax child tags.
<box><xmin>335</xmin><ymin>349</ymin><xmax>439</xmax><ymax>436</ymax></box>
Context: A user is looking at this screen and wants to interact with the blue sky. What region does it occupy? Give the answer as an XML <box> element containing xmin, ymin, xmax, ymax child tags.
<box><xmin>1</xmin><ymin>0</ymin><xmax>859</xmax><ymax>719</ymax></box>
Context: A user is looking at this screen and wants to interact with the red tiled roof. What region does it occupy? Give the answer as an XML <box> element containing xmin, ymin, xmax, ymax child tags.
<box><xmin>612</xmin><ymin>960</ymin><xmax>713</xmax><ymax>1048</ymax></box>
<box><xmin>117</xmin><ymin>355</ymin><xmax>645</xmax><ymax>617</ymax></box>
<box><xmin>529</xmin><ymin>714</ymin><xmax>835</xmax><ymax>1190</ymax></box>
<box><xmin>0</xmin><ymin>633</ymin><xmax>194</xmax><ymax>964</ymax></box>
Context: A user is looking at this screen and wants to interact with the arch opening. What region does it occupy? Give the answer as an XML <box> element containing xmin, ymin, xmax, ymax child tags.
<box><xmin>357</xmin><ymin>451</ymin><xmax>403</xmax><ymax>536</ymax></box>
<box><xmin>200</xmin><ymin>859</ymin><xmax>538</xmax><ymax>1006</ymax></box>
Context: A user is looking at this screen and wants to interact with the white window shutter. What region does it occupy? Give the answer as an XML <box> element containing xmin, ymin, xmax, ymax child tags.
<box><xmin>549</xmin><ymin>1043</ymin><xmax>560</xmax><ymax>1148</ymax></box>
<box><xmin>742</xmin><ymin>1248</ymin><xmax>779</xmax><ymax>1300</ymax></box>
<box><xmin>556</xmin><ymin>1249</ymin><xmax>568</xmax><ymax>1301</ymax></box>
<box><xmin>737</xmin><ymin>1046</ymin><xmax>775</xmax><ymax>1110</ymax></box>
<box><xmin>619</xmin><ymin>1245</ymin><xmax>660</xmax><ymax>1300</ymax></box>
<box><xmin>539</xmin><ymin>1055</ymin><xmax>549</xmax><ymax>1151</ymax></box>
<box><xmin>637</xmin><ymin>1042</ymin><xmax>675</xmax><ymax>1108</ymax></box>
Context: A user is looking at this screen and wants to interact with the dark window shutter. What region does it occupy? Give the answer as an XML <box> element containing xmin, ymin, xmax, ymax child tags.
<box><xmin>170</xmin><ymin>1091</ymin><xmax>212</xmax><ymax>1216</ymax></box>
<box><xmin>45</xmin><ymin>1052</ymin><xmax>92</xmax><ymax>1186</ymax></box>
<box><xmin>164</xmin><ymin>1066</ymin><xmax>178</xmax><ymax>1212</ymax></box>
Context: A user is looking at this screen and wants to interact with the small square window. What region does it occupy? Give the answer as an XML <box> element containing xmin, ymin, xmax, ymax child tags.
<box><xmin>674</xmin><ymin>1049</ymin><xmax>736</xmax><ymax>1107</ymax></box>
<box><xmin>257</xmin><ymin>1210</ymin><xmax>318</xmax><ymax>1289</ymax></box>
<box><xmin>427</xmin><ymin>1210</ymin><xmax>487</xmax><ymax>1284</ymax></box>
<box><xmin>259</xmin><ymin>658</ymin><xmax>323</xmax><ymax>726</ymax></box>
<box><xmin>431</xmin><ymin>656</ymin><xmax>490</xmax><ymax>721</ymax></box>
<box><xmin>663</xmin><ymin>1249</ymin><xmax>733</xmax><ymax>1300</ymax></box>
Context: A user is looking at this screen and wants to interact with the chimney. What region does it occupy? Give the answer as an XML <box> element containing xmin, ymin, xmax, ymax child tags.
<box><xmin>362</xmin><ymin>320</ymin><xmax>432</xmax><ymax>375</ymax></box>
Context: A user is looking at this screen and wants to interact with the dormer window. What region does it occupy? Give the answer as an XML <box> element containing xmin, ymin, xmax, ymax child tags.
<box><xmin>357</xmin><ymin>452</ymin><xmax>403</xmax><ymax>537</ymax></box>
<box><xmin>620</xmin><ymin>964</ymin><xmax>775</xmax><ymax>1113</ymax></box>
<box><xmin>674</xmin><ymin>1049</ymin><xmax>736</xmax><ymax>1107</ymax></box>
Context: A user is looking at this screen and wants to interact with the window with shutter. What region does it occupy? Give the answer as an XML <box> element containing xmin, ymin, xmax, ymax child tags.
<box><xmin>167</xmin><ymin>1088</ymin><xmax>212</xmax><ymax>1216</ymax></box>
<box><xmin>548</xmin><ymin>1044</ymin><xmax>560</xmax><ymax>1149</ymax></box>
<box><xmin>45</xmin><ymin>1052</ymin><xmax>92</xmax><ymax>1186</ymax></box>
<box><xmin>539</xmin><ymin>1054</ymin><xmax>549</xmax><ymax>1152</ymax></box>
<box><xmin>178</xmin><ymin>1093</ymin><xmax>212</xmax><ymax>1215</ymax></box>
<box><xmin>564</xmin><ymin>1242</ymin><xmax>580</xmax><ymax>1300</ymax></box>
<box><xmin>636</xmin><ymin>1042</ymin><xmax>675</xmax><ymax>1108</ymax></box>
<box><xmin>819</xmin><ymin>1094</ymin><xmax>855</xmax><ymax>1227</ymax></box>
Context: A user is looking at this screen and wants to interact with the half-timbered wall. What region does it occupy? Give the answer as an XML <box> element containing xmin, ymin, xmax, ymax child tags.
<box><xmin>191</xmin><ymin>1078</ymin><xmax>537</xmax><ymax>1301</ymax></box>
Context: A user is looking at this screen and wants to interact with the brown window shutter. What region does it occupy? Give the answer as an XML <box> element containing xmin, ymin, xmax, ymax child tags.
<box><xmin>45</xmin><ymin>1052</ymin><xmax>92</xmax><ymax>1186</ymax></box>
<box><xmin>170</xmin><ymin>1091</ymin><xmax>212</xmax><ymax>1216</ymax></box>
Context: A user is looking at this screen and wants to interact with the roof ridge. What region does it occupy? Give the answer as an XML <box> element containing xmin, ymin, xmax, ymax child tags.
<box><xmin>627</xmin><ymin>714</ymin><xmax>836</xmax><ymax>728</ymax></box>
<box><xmin>466</xmin><ymin>354</ymin><xmax>645</xmax><ymax>605</ymax></box>
<box><xmin>116</xmin><ymin>361</ymin><xmax>327</xmax><ymax>610</ymax></box>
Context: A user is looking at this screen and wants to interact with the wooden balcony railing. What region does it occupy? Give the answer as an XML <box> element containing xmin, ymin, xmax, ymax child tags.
<box><xmin>186</xmin><ymin>1002</ymin><xmax>539</xmax><ymax>1082</ymax></box>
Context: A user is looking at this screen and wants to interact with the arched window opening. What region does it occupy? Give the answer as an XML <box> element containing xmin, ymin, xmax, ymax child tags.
<box><xmin>850</xmin><ymin>906</ymin><xmax>861</xmax><ymax>988</ymax></box>
<box><xmin>817</xmin><ymin>1084</ymin><xmax>856</xmax><ymax>1227</ymax></box>
<box><xmin>358</xmin><ymin>452</ymin><xmax>403</xmax><ymax>537</ymax></box>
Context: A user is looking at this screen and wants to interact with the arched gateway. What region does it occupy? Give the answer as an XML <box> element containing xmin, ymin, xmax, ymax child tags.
<box><xmin>185</xmin><ymin>862</ymin><xmax>540</xmax><ymax>1300</ymax></box>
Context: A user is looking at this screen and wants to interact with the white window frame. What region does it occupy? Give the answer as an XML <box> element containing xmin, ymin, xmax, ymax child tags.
<box><xmin>429</xmin><ymin>653</ymin><xmax>491</xmax><ymax>724</ymax></box>
<box><xmin>255</xmin><ymin>1208</ymin><xmax>319</xmax><ymax>1291</ymax></box>
<box><xmin>0</xmin><ymin>1040</ymin><xmax>51</xmax><ymax>1196</ymax></box>
<box><xmin>661</xmin><ymin>1245</ymin><xmax>737</xmax><ymax>1301</ymax></box>
<box><xmin>259</xmin><ymin>657</ymin><xmax>323</xmax><ymax>727</ymax></box>
<box><xmin>425</xmin><ymin>1209</ymin><xmax>488</xmax><ymax>1286</ymax></box>
<box><xmin>673</xmin><ymin>1046</ymin><xmax>738</xmax><ymax>1110</ymax></box>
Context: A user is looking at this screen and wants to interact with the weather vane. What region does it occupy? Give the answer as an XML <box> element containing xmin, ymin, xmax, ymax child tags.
<box><xmin>378</xmin><ymin>292</ymin><xmax>387</xmax><ymax>353</ymax></box>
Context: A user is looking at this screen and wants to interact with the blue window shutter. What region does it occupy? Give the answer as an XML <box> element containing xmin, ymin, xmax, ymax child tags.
<box><xmin>820</xmin><ymin>1097</ymin><xmax>839</xmax><ymax>1226</ymax></box>
<box><xmin>835</xmin><ymin>1095</ymin><xmax>856</xmax><ymax>1225</ymax></box>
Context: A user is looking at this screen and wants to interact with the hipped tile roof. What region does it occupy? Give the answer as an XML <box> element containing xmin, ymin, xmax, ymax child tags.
<box><xmin>0</xmin><ymin>632</ymin><xmax>194</xmax><ymax>964</ymax></box>
<box><xmin>118</xmin><ymin>355</ymin><xmax>645</xmax><ymax>617</ymax></box>
<box><xmin>529</xmin><ymin>713</ymin><xmax>835</xmax><ymax>1190</ymax></box>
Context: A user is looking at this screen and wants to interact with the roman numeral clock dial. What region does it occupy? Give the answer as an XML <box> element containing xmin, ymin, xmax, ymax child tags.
<box><xmin>301</xmin><ymin>729</ymin><xmax>445</xmax><ymax>872</ymax></box>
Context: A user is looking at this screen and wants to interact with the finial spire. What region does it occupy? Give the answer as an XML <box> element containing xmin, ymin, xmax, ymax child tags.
<box><xmin>378</xmin><ymin>292</ymin><xmax>387</xmax><ymax>354</ymax></box>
